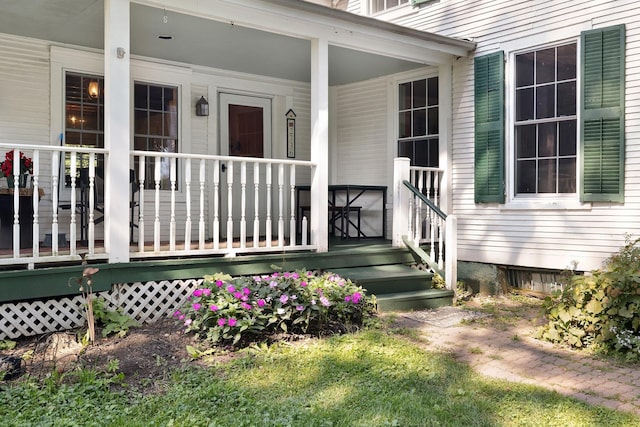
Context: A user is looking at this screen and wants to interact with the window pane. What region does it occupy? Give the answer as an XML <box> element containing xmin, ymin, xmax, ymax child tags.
<box><xmin>536</xmin><ymin>48</ymin><xmax>556</xmax><ymax>84</ymax></box>
<box><xmin>134</xmin><ymin>136</ymin><xmax>147</xmax><ymax>150</ymax></box>
<box><xmin>164</xmin><ymin>87</ymin><xmax>177</xmax><ymax>111</ymax></box>
<box><xmin>149</xmin><ymin>86</ymin><xmax>163</xmax><ymax>110</ymax></box>
<box><xmin>516</xmin><ymin>125</ymin><xmax>536</xmax><ymax>158</ymax></box>
<box><xmin>65</xmin><ymin>131</ymin><xmax>81</xmax><ymax>145</ymax></box>
<box><xmin>516</xmin><ymin>52</ymin><xmax>534</xmax><ymax>87</ymax></box>
<box><xmin>558</xmin><ymin>158</ymin><xmax>576</xmax><ymax>193</ymax></box>
<box><xmin>371</xmin><ymin>0</ymin><xmax>384</xmax><ymax>13</ymax></box>
<box><xmin>517</xmin><ymin>160</ymin><xmax>536</xmax><ymax>193</ymax></box>
<box><xmin>557</xmin><ymin>44</ymin><xmax>576</xmax><ymax>81</ymax></box>
<box><xmin>134</xmin><ymin>84</ymin><xmax>148</xmax><ymax>109</ymax></box>
<box><xmin>398</xmin><ymin>140</ymin><xmax>412</xmax><ymax>159</ymax></box>
<box><xmin>413</xmin><ymin>79</ymin><xmax>426</xmax><ymax>108</ymax></box>
<box><xmin>427</xmin><ymin>107</ymin><xmax>438</xmax><ymax>135</ymax></box>
<box><xmin>399</xmin><ymin>111</ymin><xmax>411</xmax><ymax>138</ymax></box>
<box><xmin>558</xmin><ymin>120</ymin><xmax>576</xmax><ymax>156</ymax></box>
<box><xmin>164</xmin><ymin>109</ymin><xmax>178</xmax><ymax>137</ymax></box>
<box><xmin>413</xmin><ymin>109</ymin><xmax>426</xmax><ymax>136</ymax></box>
<box><xmin>557</xmin><ymin>81</ymin><xmax>576</xmax><ymax>116</ymax></box>
<box><xmin>538</xmin><ymin>122</ymin><xmax>557</xmax><ymax>157</ymax></box>
<box><xmin>516</xmin><ymin>87</ymin><xmax>534</xmax><ymax>121</ymax></box>
<box><xmin>83</xmin><ymin>104</ymin><xmax>99</xmax><ymax>131</ymax></box>
<box><xmin>538</xmin><ymin>159</ymin><xmax>556</xmax><ymax>193</ymax></box>
<box><xmin>536</xmin><ymin>84</ymin><xmax>555</xmax><ymax>119</ymax></box>
<box><xmin>387</xmin><ymin>0</ymin><xmax>399</xmax><ymax>8</ymax></box>
<box><xmin>427</xmin><ymin>77</ymin><xmax>438</xmax><ymax>106</ymax></box>
<box><xmin>399</xmin><ymin>82</ymin><xmax>411</xmax><ymax>110</ymax></box>
<box><xmin>134</xmin><ymin>110</ymin><xmax>148</xmax><ymax>134</ymax></box>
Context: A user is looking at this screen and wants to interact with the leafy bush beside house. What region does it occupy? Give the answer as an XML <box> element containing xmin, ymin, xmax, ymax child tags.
<box><xmin>538</xmin><ymin>238</ymin><xmax>640</xmax><ymax>360</ymax></box>
<box><xmin>175</xmin><ymin>270</ymin><xmax>377</xmax><ymax>347</ymax></box>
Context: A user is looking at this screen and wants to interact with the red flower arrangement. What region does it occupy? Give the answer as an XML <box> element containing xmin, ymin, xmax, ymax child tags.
<box><xmin>1</xmin><ymin>150</ymin><xmax>33</xmax><ymax>178</ymax></box>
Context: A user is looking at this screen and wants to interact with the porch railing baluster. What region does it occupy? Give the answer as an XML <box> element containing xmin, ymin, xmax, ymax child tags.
<box><xmin>88</xmin><ymin>153</ymin><xmax>96</xmax><ymax>255</ymax></box>
<box><xmin>198</xmin><ymin>159</ymin><xmax>205</xmax><ymax>250</ymax></box>
<box><xmin>138</xmin><ymin>156</ymin><xmax>146</xmax><ymax>253</ymax></box>
<box><xmin>253</xmin><ymin>162</ymin><xmax>259</xmax><ymax>249</ymax></box>
<box><xmin>169</xmin><ymin>157</ymin><xmax>176</xmax><ymax>252</ymax></box>
<box><xmin>69</xmin><ymin>151</ymin><xmax>77</xmax><ymax>255</ymax></box>
<box><xmin>213</xmin><ymin>160</ymin><xmax>220</xmax><ymax>250</ymax></box>
<box><xmin>154</xmin><ymin>156</ymin><xmax>161</xmax><ymax>253</ymax></box>
<box><xmin>226</xmin><ymin>161</ymin><xmax>234</xmax><ymax>251</ymax></box>
<box><xmin>185</xmin><ymin>159</ymin><xmax>192</xmax><ymax>252</ymax></box>
<box><xmin>289</xmin><ymin>165</ymin><xmax>296</xmax><ymax>247</ymax></box>
<box><xmin>240</xmin><ymin>161</ymin><xmax>247</xmax><ymax>249</ymax></box>
<box><xmin>266</xmin><ymin>163</ymin><xmax>272</xmax><ymax>247</ymax></box>
<box><xmin>277</xmin><ymin>163</ymin><xmax>284</xmax><ymax>247</ymax></box>
<box><xmin>51</xmin><ymin>152</ymin><xmax>60</xmax><ymax>256</ymax></box>
<box><xmin>32</xmin><ymin>151</ymin><xmax>40</xmax><ymax>259</ymax></box>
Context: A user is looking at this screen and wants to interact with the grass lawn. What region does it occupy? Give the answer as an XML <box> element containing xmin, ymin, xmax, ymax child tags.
<box><xmin>2</xmin><ymin>328</ymin><xmax>638</xmax><ymax>427</ymax></box>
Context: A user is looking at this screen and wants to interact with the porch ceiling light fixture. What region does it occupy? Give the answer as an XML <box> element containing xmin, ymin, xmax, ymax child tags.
<box><xmin>87</xmin><ymin>81</ymin><xmax>99</xmax><ymax>99</ymax></box>
<box><xmin>196</xmin><ymin>96</ymin><xmax>209</xmax><ymax>116</ymax></box>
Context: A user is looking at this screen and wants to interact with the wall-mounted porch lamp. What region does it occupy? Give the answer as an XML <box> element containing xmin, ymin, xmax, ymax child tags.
<box><xmin>195</xmin><ymin>96</ymin><xmax>209</xmax><ymax>116</ymax></box>
<box><xmin>87</xmin><ymin>81</ymin><xmax>99</xmax><ymax>99</ymax></box>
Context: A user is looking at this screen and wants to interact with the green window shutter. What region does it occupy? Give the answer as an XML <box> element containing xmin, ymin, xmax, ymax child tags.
<box><xmin>474</xmin><ymin>51</ymin><xmax>505</xmax><ymax>203</ymax></box>
<box><xmin>581</xmin><ymin>25</ymin><xmax>625</xmax><ymax>202</ymax></box>
<box><xmin>411</xmin><ymin>0</ymin><xmax>430</xmax><ymax>5</ymax></box>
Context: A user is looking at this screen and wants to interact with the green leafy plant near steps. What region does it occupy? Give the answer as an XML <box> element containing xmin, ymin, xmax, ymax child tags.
<box><xmin>538</xmin><ymin>237</ymin><xmax>640</xmax><ymax>360</ymax></box>
<box><xmin>175</xmin><ymin>270</ymin><xmax>376</xmax><ymax>347</ymax></box>
<box><xmin>90</xmin><ymin>297</ymin><xmax>139</xmax><ymax>338</ymax></box>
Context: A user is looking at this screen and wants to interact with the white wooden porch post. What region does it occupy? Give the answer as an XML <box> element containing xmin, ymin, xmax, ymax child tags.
<box><xmin>392</xmin><ymin>157</ymin><xmax>410</xmax><ymax>247</ymax></box>
<box><xmin>310</xmin><ymin>38</ymin><xmax>329</xmax><ymax>252</ymax></box>
<box><xmin>104</xmin><ymin>0</ymin><xmax>131</xmax><ymax>263</ymax></box>
<box><xmin>438</xmin><ymin>63</ymin><xmax>453</xmax><ymax>214</ymax></box>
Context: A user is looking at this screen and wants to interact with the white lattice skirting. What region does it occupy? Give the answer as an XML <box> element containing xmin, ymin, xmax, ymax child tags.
<box><xmin>0</xmin><ymin>279</ymin><xmax>203</xmax><ymax>340</ymax></box>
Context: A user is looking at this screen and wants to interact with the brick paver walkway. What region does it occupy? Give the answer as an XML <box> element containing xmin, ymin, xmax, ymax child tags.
<box><xmin>394</xmin><ymin>299</ymin><xmax>640</xmax><ymax>416</ymax></box>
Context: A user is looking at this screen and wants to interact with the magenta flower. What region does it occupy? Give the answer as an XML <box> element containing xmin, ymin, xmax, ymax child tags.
<box><xmin>192</xmin><ymin>303</ymin><xmax>202</xmax><ymax>311</ymax></box>
<box><xmin>215</xmin><ymin>280</ymin><xmax>224</xmax><ymax>288</ymax></box>
<box><xmin>292</xmin><ymin>272</ymin><xmax>300</xmax><ymax>279</ymax></box>
<box><xmin>241</xmin><ymin>302</ymin><xmax>252</xmax><ymax>310</ymax></box>
<box><xmin>173</xmin><ymin>310</ymin><xmax>181</xmax><ymax>318</ymax></box>
<box><xmin>179</xmin><ymin>315</ymin><xmax>185</xmax><ymax>320</ymax></box>
<box><xmin>228</xmin><ymin>318</ymin><xmax>237</xmax><ymax>327</ymax></box>
<box><xmin>192</xmin><ymin>289</ymin><xmax>203</xmax><ymax>298</ymax></box>
<box><xmin>280</xmin><ymin>294</ymin><xmax>289</xmax><ymax>304</ymax></box>
<box><xmin>352</xmin><ymin>292</ymin><xmax>362</xmax><ymax>304</ymax></box>
<box><xmin>226</xmin><ymin>285</ymin><xmax>236</xmax><ymax>293</ymax></box>
<box><xmin>283</xmin><ymin>272</ymin><xmax>291</xmax><ymax>278</ymax></box>
<box><xmin>202</xmin><ymin>288</ymin><xmax>211</xmax><ymax>296</ymax></box>
<box><xmin>296</xmin><ymin>305</ymin><xmax>304</xmax><ymax>311</ymax></box>
<box><xmin>300</xmin><ymin>281</ymin><xmax>308</xmax><ymax>287</ymax></box>
<box><xmin>217</xmin><ymin>318</ymin><xmax>226</xmax><ymax>327</ymax></box>
<box><xmin>184</xmin><ymin>318</ymin><xmax>192</xmax><ymax>327</ymax></box>
<box><xmin>272</xmin><ymin>272</ymin><xmax>279</xmax><ymax>278</ymax></box>
<box><xmin>269</xmin><ymin>281</ymin><xmax>278</xmax><ymax>288</ymax></box>
<box><xmin>242</xmin><ymin>287</ymin><xmax>251</xmax><ymax>296</ymax></box>
<box><xmin>209</xmin><ymin>304</ymin><xmax>218</xmax><ymax>312</ymax></box>
<box><xmin>253</xmin><ymin>276</ymin><xmax>262</xmax><ymax>281</ymax></box>
<box><xmin>257</xmin><ymin>299</ymin><xmax>266</xmax><ymax>307</ymax></box>
<box><xmin>233</xmin><ymin>291</ymin><xmax>243</xmax><ymax>299</ymax></box>
<box><xmin>344</xmin><ymin>295</ymin><xmax>352</xmax><ymax>302</ymax></box>
<box><xmin>320</xmin><ymin>296</ymin><xmax>331</xmax><ymax>307</ymax></box>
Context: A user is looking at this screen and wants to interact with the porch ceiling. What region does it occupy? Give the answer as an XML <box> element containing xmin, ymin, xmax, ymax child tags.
<box><xmin>0</xmin><ymin>0</ymin><xmax>474</xmax><ymax>85</ymax></box>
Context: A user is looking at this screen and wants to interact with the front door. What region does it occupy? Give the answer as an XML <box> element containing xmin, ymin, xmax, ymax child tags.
<box><xmin>219</xmin><ymin>93</ymin><xmax>272</xmax><ymax>239</ymax></box>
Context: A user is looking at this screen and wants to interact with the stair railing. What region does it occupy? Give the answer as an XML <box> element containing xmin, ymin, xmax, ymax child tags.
<box><xmin>393</xmin><ymin>158</ymin><xmax>457</xmax><ymax>290</ymax></box>
<box><xmin>403</xmin><ymin>180</ymin><xmax>457</xmax><ymax>290</ymax></box>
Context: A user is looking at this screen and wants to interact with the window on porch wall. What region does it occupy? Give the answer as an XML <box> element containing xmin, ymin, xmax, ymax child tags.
<box><xmin>398</xmin><ymin>77</ymin><xmax>439</xmax><ymax>168</ymax></box>
<box><xmin>64</xmin><ymin>72</ymin><xmax>104</xmax><ymax>182</ymax></box>
<box><xmin>134</xmin><ymin>83</ymin><xmax>179</xmax><ymax>190</ymax></box>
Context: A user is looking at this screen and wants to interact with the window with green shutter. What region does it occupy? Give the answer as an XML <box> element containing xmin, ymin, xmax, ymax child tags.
<box><xmin>474</xmin><ymin>25</ymin><xmax>625</xmax><ymax>205</ymax></box>
<box><xmin>581</xmin><ymin>25</ymin><xmax>625</xmax><ymax>202</ymax></box>
<box><xmin>474</xmin><ymin>51</ymin><xmax>505</xmax><ymax>203</ymax></box>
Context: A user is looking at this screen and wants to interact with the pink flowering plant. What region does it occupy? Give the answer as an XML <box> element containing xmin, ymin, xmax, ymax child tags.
<box><xmin>174</xmin><ymin>270</ymin><xmax>376</xmax><ymax>346</ymax></box>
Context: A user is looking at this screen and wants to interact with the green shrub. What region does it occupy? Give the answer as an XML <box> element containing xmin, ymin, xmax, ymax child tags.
<box><xmin>175</xmin><ymin>270</ymin><xmax>377</xmax><ymax>346</ymax></box>
<box><xmin>538</xmin><ymin>238</ymin><xmax>640</xmax><ymax>359</ymax></box>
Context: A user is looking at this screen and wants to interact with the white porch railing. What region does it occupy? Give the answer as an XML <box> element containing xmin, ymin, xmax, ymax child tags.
<box><xmin>0</xmin><ymin>143</ymin><xmax>316</xmax><ymax>268</ymax></box>
<box><xmin>0</xmin><ymin>143</ymin><xmax>108</xmax><ymax>268</ymax></box>
<box><xmin>392</xmin><ymin>158</ymin><xmax>457</xmax><ymax>290</ymax></box>
<box><xmin>130</xmin><ymin>151</ymin><xmax>316</xmax><ymax>258</ymax></box>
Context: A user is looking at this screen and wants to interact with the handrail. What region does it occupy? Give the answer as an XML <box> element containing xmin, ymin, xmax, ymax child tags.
<box><xmin>402</xmin><ymin>180</ymin><xmax>447</xmax><ymax>220</ymax></box>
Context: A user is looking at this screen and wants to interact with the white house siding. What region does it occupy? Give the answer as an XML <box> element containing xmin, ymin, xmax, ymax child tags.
<box><xmin>333</xmin><ymin>77</ymin><xmax>389</xmax><ymax>237</ymax></box>
<box><xmin>0</xmin><ymin>35</ymin><xmax>55</xmax><ymax>239</ymax></box>
<box><xmin>346</xmin><ymin>0</ymin><xmax>640</xmax><ymax>272</ymax></box>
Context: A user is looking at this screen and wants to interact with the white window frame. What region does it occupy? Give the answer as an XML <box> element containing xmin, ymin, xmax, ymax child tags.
<box><xmin>501</xmin><ymin>34</ymin><xmax>591</xmax><ymax>211</ymax></box>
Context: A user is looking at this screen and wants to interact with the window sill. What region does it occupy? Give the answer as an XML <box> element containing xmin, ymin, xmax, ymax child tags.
<box><xmin>500</xmin><ymin>198</ymin><xmax>591</xmax><ymax>211</ymax></box>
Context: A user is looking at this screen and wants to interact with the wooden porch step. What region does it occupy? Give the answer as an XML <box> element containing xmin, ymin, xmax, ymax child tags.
<box><xmin>330</xmin><ymin>264</ymin><xmax>433</xmax><ymax>295</ymax></box>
